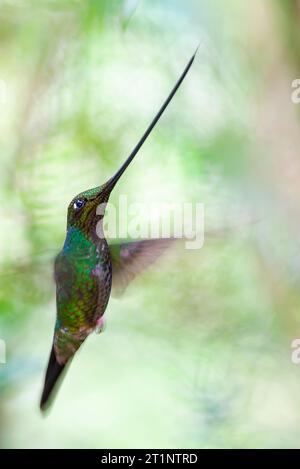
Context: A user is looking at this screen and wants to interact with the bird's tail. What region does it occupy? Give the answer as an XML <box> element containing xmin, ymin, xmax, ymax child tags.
<box><xmin>40</xmin><ymin>345</ymin><xmax>66</xmax><ymax>412</ymax></box>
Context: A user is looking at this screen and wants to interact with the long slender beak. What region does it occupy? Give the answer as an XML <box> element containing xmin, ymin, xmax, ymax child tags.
<box><xmin>103</xmin><ymin>47</ymin><xmax>198</xmax><ymax>194</ymax></box>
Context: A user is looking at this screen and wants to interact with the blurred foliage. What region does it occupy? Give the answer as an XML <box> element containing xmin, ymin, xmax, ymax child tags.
<box><xmin>277</xmin><ymin>0</ymin><xmax>300</xmax><ymax>67</ymax></box>
<box><xmin>1</xmin><ymin>0</ymin><xmax>300</xmax><ymax>449</ymax></box>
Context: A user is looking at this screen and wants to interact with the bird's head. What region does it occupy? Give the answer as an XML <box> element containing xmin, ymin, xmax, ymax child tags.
<box><xmin>66</xmin><ymin>177</ymin><xmax>117</xmax><ymax>237</ymax></box>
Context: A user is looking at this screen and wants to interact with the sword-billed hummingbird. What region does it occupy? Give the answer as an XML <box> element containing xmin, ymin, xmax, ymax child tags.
<box><xmin>40</xmin><ymin>50</ymin><xmax>196</xmax><ymax>411</ymax></box>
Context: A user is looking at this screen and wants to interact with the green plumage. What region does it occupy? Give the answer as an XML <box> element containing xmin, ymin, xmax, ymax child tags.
<box><xmin>54</xmin><ymin>225</ymin><xmax>112</xmax><ymax>363</ymax></box>
<box><xmin>40</xmin><ymin>185</ymin><xmax>113</xmax><ymax>410</ymax></box>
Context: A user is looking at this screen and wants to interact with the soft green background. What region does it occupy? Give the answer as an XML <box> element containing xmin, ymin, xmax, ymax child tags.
<box><xmin>1</xmin><ymin>0</ymin><xmax>300</xmax><ymax>448</ymax></box>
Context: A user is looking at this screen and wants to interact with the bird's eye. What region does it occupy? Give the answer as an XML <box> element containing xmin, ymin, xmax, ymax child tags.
<box><xmin>73</xmin><ymin>198</ymin><xmax>85</xmax><ymax>210</ymax></box>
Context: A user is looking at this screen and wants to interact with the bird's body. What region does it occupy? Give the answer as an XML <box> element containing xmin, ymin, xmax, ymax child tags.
<box><xmin>40</xmin><ymin>49</ymin><xmax>197</xmax><ymax>411</ymax></box>
<box><xmin>54</xmin><ymin>227</ymin><xmax>111</xmax><ymax>364</ymax></box>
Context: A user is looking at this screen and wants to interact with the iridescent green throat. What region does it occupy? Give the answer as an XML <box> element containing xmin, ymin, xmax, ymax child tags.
<box><xmin>63</xmin><ymin>226</ymin><xmax>98</xmax><ymax>257</ymax></box>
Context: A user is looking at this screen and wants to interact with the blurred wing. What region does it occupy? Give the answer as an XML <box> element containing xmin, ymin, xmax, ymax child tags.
<box><xmin>109</xmin><ymin>238</ymin><xmax>173</xmax><ymax>297</ymax></box>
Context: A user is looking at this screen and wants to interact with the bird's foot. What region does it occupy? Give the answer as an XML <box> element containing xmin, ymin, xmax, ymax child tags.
<box><xmin>95</xmin><ymin>316</ymin><xmax>106</xmax><ymax>334</ymax></box>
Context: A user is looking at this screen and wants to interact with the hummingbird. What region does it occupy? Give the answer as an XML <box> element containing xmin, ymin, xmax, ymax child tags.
<box><xmin>40</xmin><ymin>49</ymin><xmax>196</xmax><ymax>411</ymax></box>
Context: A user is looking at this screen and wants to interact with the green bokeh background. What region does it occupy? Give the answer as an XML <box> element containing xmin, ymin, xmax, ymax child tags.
<box><xmin>1</xmin><ymin>0</ymin><xmax>300</xmax><ymax>448</ymax></box>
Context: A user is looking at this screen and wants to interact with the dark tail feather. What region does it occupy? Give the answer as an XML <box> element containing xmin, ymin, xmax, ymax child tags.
<box><xmin>40</xmin><ymin>345</ymin><xmax>66</xmax><ymax>412</ymax></box>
